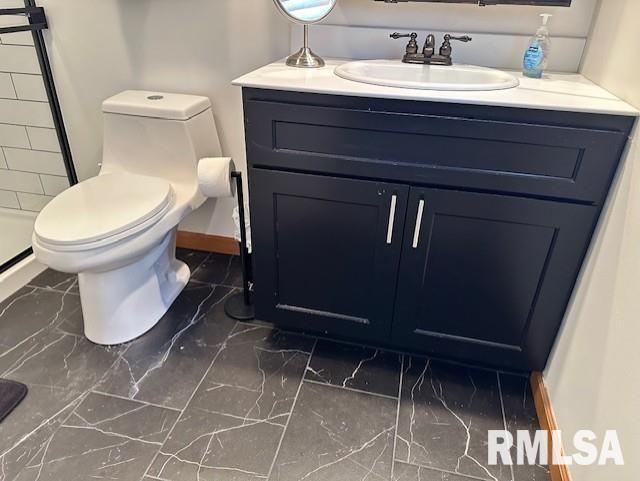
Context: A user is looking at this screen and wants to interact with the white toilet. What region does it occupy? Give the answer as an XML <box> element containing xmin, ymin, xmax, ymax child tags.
<box><xmin>32</xmin><ymin>90</ymin><xmax>223</xmax><ymax>345</ymax></box>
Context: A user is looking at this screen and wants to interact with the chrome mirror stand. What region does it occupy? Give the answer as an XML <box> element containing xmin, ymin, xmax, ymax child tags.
<box><xmin>272</xmin><ymin>0</ymin><xmax>336</xmax><ymax>69</ymax></box>
<box><xmin>286</xmin><ymin>25</ymin><xmax>324</xmax><ymax>68</ymax></box>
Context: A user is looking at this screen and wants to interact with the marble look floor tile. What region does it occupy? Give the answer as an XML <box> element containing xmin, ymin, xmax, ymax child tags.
<box><xmin>0</xmin><ymin>326</ymin><xmax>122</xmax><ymax>457</ymax></box>
<box><xmin>27</xmin><ymin>269</ymin><xmax>79</xmax><ymax>294</ymax></box>
<box><xmin>149</xmin><ymin>406</ymin><xmax>281</xmax><ymax>481</ymax></box>
<box><xmin>305</xmin><ymin>339</ymin><xmax>402</xmax><ymax>397</ymax></box>
<box><xmin>188</xmin><ymin>323</ymin><xmax>315</xmax><ymax>423</ymax></box>
<box><xmin>0</xmin><ymin>328</ymin><xmax>122</xmax><ymax>391</ymax></box>
<box><xmin>269</xmin><ymin>381</ymin><xmax>397</xmax><ymax>481</ymax></box>
<box><xmin>396</xmin><ymin>358</ymin><xmax>511</xmax><ymax>481</ymax></box>
<box><xmin>176</xmin><ymin>248</ymin><xmax>210</xmax><ymax>273</ymax></box>
<box><xmin>191</xmin><ymin>253</ymin><xmax>243</xmax><ymax>287</ymax></box>
<box><xmin>13</xmin><ymin>393</ymin><xmax>170</xmax><ymax>481</ymax></box>
<box><xmin>0</xmin><ymin>389</ymin><xmax>82</xmax><ymax>478</ymax></box>
<box><xmin>0</xmin><ymin>286</ymin><xmax>81</xmax><ymax>356</ymax></box>
<box><xmin>54</xmin><ymin>304</ymin><xmax>85</xmax><ymax>337</ymax></box>
<box><xmin>500</xmin><ymin>373</ymin><xmax>551</xmax><ymax>481</ymax></box>
<box><xmin>65</xmin><ymin>392</ymin><xmax>180</xmax><ymax>444</ymax></box>
<box><xmin>0</xmin><ymin>249</ymin><xmax>552</xmax><ymax>481</ymax></box>
<box><xmin>394</xmin><ymin>461</ymin><xmax>481</xmax><ymax>480</ymax></box>
<box><xmin>96</xmin><ymin>283</ymin><xmax>236</xmax><ymax>410</ymax></box>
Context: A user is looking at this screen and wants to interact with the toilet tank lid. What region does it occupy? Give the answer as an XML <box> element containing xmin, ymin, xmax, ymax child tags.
<box><xmin>102</xmin><ymin>90</ymin><xmax>211</xmax><ymax>121</ymax></box>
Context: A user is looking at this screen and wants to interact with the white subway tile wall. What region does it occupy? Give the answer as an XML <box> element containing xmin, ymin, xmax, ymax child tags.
<box><xmin>0</xmin><ymin>44</ymin><xmax>39</xmax><ymax>73</ymax></box>
<box><xmin>0</xmin><ymin>123</ymin><xmax>30</xmax><ymax>148</ymax></box>
<box><xmin>16</xmin><ymin>191</ymin><xmax>54</xmax><ymax>212</ymax></box>
<box><xmin>4</xmin><ymin>147</ymin><xmax>67</xmax><ymax>175</ymax></box>
<box><xmin>0</xmin><ymin>98</ymin><xmax>54</xmax><ymax>127</ymax></box>
<box><xmin>0</xmin><ymin>188</ymin><xmax>19</xmax><ymax>208</ymax></box>
<box><xmin>0</xmin><ymin>72</ymin><xmax>15</xmax><ymax>98</ymax></box>
<box><xmin>0</xmin><ymin>169</ymin><xmax>43</xmax><ymax>193</ymax></box>
<box><xmin>12</xmin><ymin>73</ymin><xmax>47</xmax><ymax>101</ymax></box>
<box><xmin>39</xmin><ymin>174</ymin><xmax>69</xmax><ymax>196</ymax></box>
<box><xmin>0</xmin><ymin>18</ymin><xmax>69</xmax><ymax>213</ymax></box>
<box><xmin>26</xmin><ymin>127</ymin><xmax>60</xmax><ymax>152</ymax></box>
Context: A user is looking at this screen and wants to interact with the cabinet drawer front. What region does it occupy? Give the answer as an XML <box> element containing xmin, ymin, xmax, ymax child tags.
<box><xmin>245</xmin><ymin>99</ymin><xmax>627</xmax><ymax>203</ymax></box>
<box><xmin>393</xmin><ymin>187</ymin><xmax>597</xmax><ymax>370</ymax></box>
<box><xmin>249</xmin><ymin>168</ymin><xmax>408</xmax><ymax>341</ymax></box>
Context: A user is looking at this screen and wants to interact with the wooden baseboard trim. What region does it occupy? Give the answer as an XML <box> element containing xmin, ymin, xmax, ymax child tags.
<box><xmin>531</xmin><ymin>372</ymin><xmax>572</xmax><ymax>481</ymax></box>
<box><xmin>176</xmin><ymin>231</ymin><xmax>240</xmax><ymax>255</ymax></box>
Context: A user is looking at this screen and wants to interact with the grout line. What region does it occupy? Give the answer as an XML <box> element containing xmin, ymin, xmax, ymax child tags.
<box><xmin>2</xmin><ymin>144</ymin><xmax>66</xmax><ymax>154</ymax></box>
<box><xmin>1</xmin><ymin>168</ymin><xmax>66</xmax><ymax>181</ymax></box>
<box><xmin>0</xmin><ymin>90</ymin><xmax>48</xmax><ymax>104</ymax></box>
<box><xmin>24</xmin><ymin>124</ymin><xmax>33</xmax><ymax>149</ymax></box>
<box><xmin>302</xmin><ymin>377</ymin><xmax>399</xmax><ymax>401</ymax></box>
<box><xmin>141</xmin><ymin>318</ymin><xmax>240</xmax><ymax>479</ymax></box>
<box><xmin>0</xmin><ymin>121</ymin><xmax>53</xmax><ymax>130</ymax></box>
<box><xmin>7</xmin><ymin>72</ymin><xmax>17</xmax><ymax>99</ymax></box>
<box><xmin>396</xmin><ymin>461</ymin><xmax>493</xmax><ymax>481</ymax></box>
<box><xmin>390</xmin><ymin>354</ymin><xmax>404</xmax><ymax>479</ymax></box>
<box><xmin>4</xmin><ymin>72</ymin><xmax>42</xmax><ymax>78</ymax></box>
<box><xmin>496</xmin><ymin>372</ymin><xmax>515</xmax><ymax>481</ymax></box>
<box><xmin>2</xmin><ymin>193</ymin><xmax>49</xmax><ymax>204</ymax></box>
<box><xmin>26</xmin><ymin>283</ymin><xmax>79</xmax><ymax>296</ymax></box>
<box><xmin>188</xmin><ymin>277</ymin><xmax>242</xmax><ymax>291</ymax></box>
<box><xmin>265</xmin><ymin>338</ymin><xmax>317</xmax><ymax>480</ymax></box>
<box><xmin>90</xmin><ymin>390</ymin><xmax>182</xmax><ymax>413</ymax></box>
<box><xmin>37</xmin><ymin>171</ymin><xmax>45</xmax><ymax>195</ymax></box>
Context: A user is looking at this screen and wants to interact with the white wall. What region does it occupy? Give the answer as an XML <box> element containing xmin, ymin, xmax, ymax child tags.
<box><xmin>545</xmin><ymin>2</ymin><xmax>640</xmax><ymax>481</ymax></box>
<box><xmin>39</xmin><ymin>0</ymin><xmax>290</xmax><ymax>236</ymax></box>
<box><xmin>293</xmin><ymin>0</ymin><xmax>597</xmax><ymax>72</ymax></box>
<box><xmin>325</xmin><ymin>0</ymin><xmax>597</xmax><ymax>37</ymax></box>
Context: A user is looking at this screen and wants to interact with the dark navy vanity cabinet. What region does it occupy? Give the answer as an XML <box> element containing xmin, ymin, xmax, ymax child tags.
<box><xmin>242</xmin><ymin>87</ymin><xmax>634</xmax><ymax>371</ymax></box>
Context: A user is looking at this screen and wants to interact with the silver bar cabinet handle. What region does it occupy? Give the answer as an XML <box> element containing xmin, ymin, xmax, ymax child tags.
<box><xmin>386</xmin><ymin>194</ymin><xmax>398</xmax><ymax>245</ymax></box>
<box><xmin>412</xmin><ymin>199</ymin><xmax>425</xmax><ymax>249</ymax></box>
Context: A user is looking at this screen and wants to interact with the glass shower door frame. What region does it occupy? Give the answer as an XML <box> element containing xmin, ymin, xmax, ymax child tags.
<box><xmin>0</xmin><ymin>1</ymin><xmax>77</xmax><ymax>272</ymax></box>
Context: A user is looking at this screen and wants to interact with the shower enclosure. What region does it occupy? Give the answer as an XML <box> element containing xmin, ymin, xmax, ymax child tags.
<box><xmin>0</xmin><ymin>0</ymin><xmax>76</xmax><ymax>272</ymax></box>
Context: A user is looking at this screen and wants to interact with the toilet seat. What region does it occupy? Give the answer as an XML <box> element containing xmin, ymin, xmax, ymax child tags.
<box><xmin>34</xmin><ymin>172</ymin><xmax>174</xmax><ymax>251</ymax></box>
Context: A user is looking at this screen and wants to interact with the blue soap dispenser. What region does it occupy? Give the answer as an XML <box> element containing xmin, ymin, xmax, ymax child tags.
<box><xmin>523</xmin><ymin>13</ymin><xmax>552</xmax><ymax>79</ymax></box>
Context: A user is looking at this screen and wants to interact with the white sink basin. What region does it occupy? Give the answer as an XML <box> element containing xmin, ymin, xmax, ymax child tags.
<box><xmin>334</xmin><ymin>60</ymin><xmax>519</xmax><ymax>91</ymax></box>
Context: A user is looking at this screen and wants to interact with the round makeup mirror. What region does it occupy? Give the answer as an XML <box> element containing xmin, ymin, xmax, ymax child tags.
<box><xmin>272</xmin><ymin>0</ymin><xmax>337</xmax><ymax>68</ymax></box>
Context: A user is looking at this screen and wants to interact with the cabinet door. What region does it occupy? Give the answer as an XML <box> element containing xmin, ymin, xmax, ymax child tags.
<box><xmin>250</xmin><ymin>168</ymin><xmax>409</xmax><ymax>342</ymax></box>
<box><xmin>393</xmin><ymin>188</ymin><xmax>597</xmax><ymax>370</ymax></box>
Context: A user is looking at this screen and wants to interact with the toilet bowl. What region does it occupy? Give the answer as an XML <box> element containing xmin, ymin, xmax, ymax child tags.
<box><xmin>32</xmin><ymin>90</ymin><xmax>223</xmax><ymax>345</ymax></box>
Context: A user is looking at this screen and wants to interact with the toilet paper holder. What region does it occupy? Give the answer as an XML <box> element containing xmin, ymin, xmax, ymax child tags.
<box><xmin>223</xmin><ymin>171</ymin><xmax>255</xmax><ymax>321</ymax></box>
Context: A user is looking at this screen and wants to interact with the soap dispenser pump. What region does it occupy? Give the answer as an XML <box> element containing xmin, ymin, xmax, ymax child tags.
<box><xmin>523</xmin><ymin>13</ymin><xmax>552</xmax><ymax>79</ymax></box>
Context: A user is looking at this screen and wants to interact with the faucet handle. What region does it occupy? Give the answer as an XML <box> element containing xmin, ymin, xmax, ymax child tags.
<box><xmin>446</xmin><ymin>34</ymin><xmax>473</xmax><ymax>43</ymax></box>
<box><xmin>390</xmin><ymin>32</ymin><xmax>419</xmax><ymax>55</ymax></box>
<box><xmin>440</xmin><ymin>34</ymin><xmax>473</xmax><ymax>58</ymax></box>
<box><xmin>390</xmin><ymin>32</ymin><xmax>417</xmax><ymax>40</ymax></box>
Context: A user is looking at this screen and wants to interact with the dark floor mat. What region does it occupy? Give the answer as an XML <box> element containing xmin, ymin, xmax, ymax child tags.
<box><xmin>0</xmin><ymin>379</ymin><xmax>27</xmax><ymax>423</ymax></box>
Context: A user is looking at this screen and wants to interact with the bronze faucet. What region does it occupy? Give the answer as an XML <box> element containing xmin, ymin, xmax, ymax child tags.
<box><xmin>390</xmin><ymin>32</ymin><xmax>472</xmax><ymax>66</ymax></box>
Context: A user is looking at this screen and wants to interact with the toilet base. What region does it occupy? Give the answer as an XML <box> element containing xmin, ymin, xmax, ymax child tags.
<box><xmin>79</xmin><ymin>231</ymin><xmax>189</xmax><ymax>345</ymax></box>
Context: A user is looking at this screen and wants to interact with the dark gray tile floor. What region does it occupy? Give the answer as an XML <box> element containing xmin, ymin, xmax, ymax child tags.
<box><xmin>0</xmin><ymin>249</ymin><xmax>550</xmax><ymax>481</ymax></box>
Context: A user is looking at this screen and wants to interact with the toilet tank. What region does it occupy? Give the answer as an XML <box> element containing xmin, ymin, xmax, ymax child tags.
<box><xmin>100</xmin><ymin>91</ymin><xmax>222</xmax><ymax>186</ymax></box>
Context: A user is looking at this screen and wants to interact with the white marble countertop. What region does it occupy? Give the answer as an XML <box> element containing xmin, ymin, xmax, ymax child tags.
<box><xmin>233</xmin><ymin>59</ymin><xmax>639</xmax><ymax>117</ymax></box>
